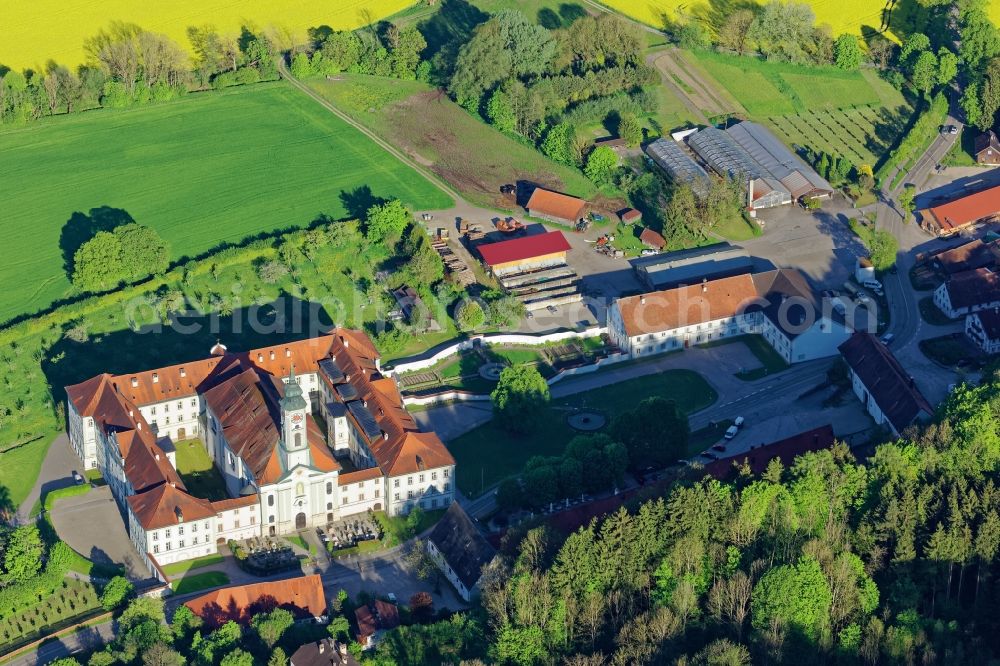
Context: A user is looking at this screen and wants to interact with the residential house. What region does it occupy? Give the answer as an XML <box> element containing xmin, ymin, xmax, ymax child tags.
<box><xmin>975</xmin><ymin>130</ymin><xmax>1000</xmax><ymax>165</ymax></box>
<box><xmin>291</xmin><ymin>639</ymin><xmax>359</xmax><ymax>666</ymax></box>
<box><xmin>933</xmin><ymin>239</ymin><xmax>999</xmax><ymax>276</ymax></box>
<box><xmin>355</xmin><ymin>600</ymin><xmax>400</xmax><ymax>648</ymax></box>
<box><xmin>933</xmin><ymin>267</ymin><xmax>1000</xmax><ymax>318</ymax></box>
<box><xmin>838</xmin><ymin>333</ymin><xmax>933</xmax><ymax>437</ymax></box>
<box><xmin>426</xmin><ymin>502</ymin><xmax>497</xmax><ymax>602</ymax></box>
<box><xmin>966</xmin><ymin>308</ymin><xmax>1000</xmax><ymax>354</ymax></box>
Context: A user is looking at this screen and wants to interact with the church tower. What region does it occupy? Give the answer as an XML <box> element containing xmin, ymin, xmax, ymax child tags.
<box><xmin>279</xmin><ymin>366</ymin><xmax>312</xmax><ymax>470</ymax></box>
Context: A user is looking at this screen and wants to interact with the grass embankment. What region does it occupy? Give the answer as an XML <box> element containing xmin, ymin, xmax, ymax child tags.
<box><xmin>307</xmin><ymin>74</ymin><xmax>598</xmax><ymax>208</ymax></box>
<box><xmin>0</xmin><ymin>432</ymin><xmax>60</xmax><ymax>509</ymax></box>
<box><xmin>171</xmin><ymin>571</ymin><xmax>230</xmax><ymax>595</ymax></box>
<box><xmin>42</xmin><ymin>485</ymin><xmax>125</xmax><ymax>578</ymax></box>
<box><xmin>0</xmin><ymin>81</ymin><xmax>451</xmax><ymax>323</ymax></box>
<box><xmin>451</xmin><ymin>369</ymin><xmax>717</xmax><ymax>496</ymax></box>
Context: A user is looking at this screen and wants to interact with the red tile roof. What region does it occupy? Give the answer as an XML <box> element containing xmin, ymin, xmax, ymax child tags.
<box><xmin>355</xmin><ymin>600</ymin><xmax>400</xmax><ymax>643</ymax></box>
<box><xmin>703</xmin><ymin>425</ymin><xmax>836</xmax><ymax>480</ymax></box>
<box><xmin>185</xmin><ymin>575</ymin><xmax>327</xmax><ymax>628</ymax></box>
<box><xmin>925</xmin><ymin>184</ymin><xmax>1000</xmax><ymax>232</ymax></box>
<box><xmin>639</xmin><ymin>227</ymin><xmax>666</xmax><ymax>249</ymax></box>
<box><xmin>477</xmin><ymin>231</ymin><xmax>571</xmax><ymax>267</ymax></box>
<box><xmin>620</xmin><ymin>208</ymin><xmax>642</xmax><ymax>222</ymax></box>
<box><xmin>972</xmin><ymin>308</ymin><xmax>1000</xmax><ymax>340</ymax></box>
<box><xmin>127</xmin><ymin>482</ymin><xmax>216</xmax><ymax>530</ymax></box>
<box><xmin>839</xmin><ymin>333</ymin><xmax>933</xmax><ymax>434</ymax></box>
<box><xmin>525</xmin><ymin>188</ymin><xmax>586</xmax><ymax>222</ymax></box>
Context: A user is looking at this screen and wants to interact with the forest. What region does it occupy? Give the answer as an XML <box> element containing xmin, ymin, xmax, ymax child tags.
<box><xmin>358</xmin><ymin>372</ymin><xmax>1000</xmax><ymax>665</ymax></box>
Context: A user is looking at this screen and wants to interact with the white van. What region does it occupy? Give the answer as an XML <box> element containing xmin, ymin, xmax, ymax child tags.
<box><xmin>863</xmin><ymin>279</ymin><xmax>883</xmax><ymax>291</ymax></box>
<box><xmin>724</xmin><ymin>425</ymin><xmax>739</xmax><ymax>440</ymax></box>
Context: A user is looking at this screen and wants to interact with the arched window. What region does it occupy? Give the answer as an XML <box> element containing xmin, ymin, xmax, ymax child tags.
<box><xmin>267</xmin><ymin>495</ymin><xmax>274</xmax><ymax>507</ymax></box>
<box><xmin>294</xmin><ymin>432</ymin><xmax>301</xmax><ymax>447</ymax></box>
<box><xmin>296</xmin><ymin>482</ymin><xmax>304</xmax><ymax>496</ymax></box>
<box><xmin>326</xmin><ymin>482</ymin><xmax>332</xmax><ymax>494</ymax></box>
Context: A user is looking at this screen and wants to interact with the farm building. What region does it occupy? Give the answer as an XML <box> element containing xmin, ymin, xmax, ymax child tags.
<box><xmin>185</xmin><ymin>576</ymin><xmax>327</xmax><ymax>627</ymax></box>
<box><xmin>477</xmin><ymin>230</ymin><xmax>572</xmax><ymax>277</ymax></box>
<box><xmin>839</xmin><ymin>333</ymin><xmax>933</xmax><ymax>438</ymax></box>
<box><xmin>639</xmin><ymin>227</ymin><xmax>666</xmax><ymax>251</ymax></box>
<box><xmin>630</xmin><ymin>242</ymin><xmax>752</xmax><ymax>290</ymax></box>
<box><xmin>933</xmin><ymin>239</ymin><xmax>1000</xmax><ymax>275</ymax></box>
<box><xmin>921</xmin><ymin>184</ymin><xmax>1000</xmax><ymax>236</ymax></box>
<box><xmin>645</xmin><ymin>138</ymin><xmax>711</xmax><ymax>197</ymax></box>
<box><xmin>427</xmin><ymin>502</ymin><xmax>497</xmax><ymax>602</ymax></box>
<box><xmin>619</xmin><ymin>208</ymin><xmax>642</xmax><ymax>224</ymax></box>
<box><xmin>594</xmin><ymin>136</ymin><xmax>628</xmax><ymax>155</ymax></box>
<box><xmin>726</xmin><ymin>121</ymin><xmax>833</xmax><ymax>200</ymax></box>
<box><xmin>687</xmin><ymin>128</ymin><xmax>791</xmax><ymax>209</ymax></box>
<box><xmin>975</xmin><ymin>131</ymin><xmax>1000</xmax><ymax>165</ymax></box>
<box><xmin>525</xmin><ymin>187</ymin><xmax>587</xmax><ymax>224</ymax></box>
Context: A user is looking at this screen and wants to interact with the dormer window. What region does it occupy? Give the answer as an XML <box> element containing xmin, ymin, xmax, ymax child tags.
<box><xmin>179</xmin><ymin>367</ymin><xmax>186</xmax><ymax>378</ymax></box>
<box><xmin>285</xmin><ymin>348</ymin><xmax>291</xmax><ymax>358</ymax></box>
<box><xmin>270</xmin><ymin>351</ymin><xmax>275</xmax><ymax>360</ymax></box>
<box><xmin>131</xmin><ymin>377</ymin><xmax>138</xmax><ymax>388</ymax></box>
<box><xmin>152</xmin><ymin>373</ymin><xmax>159</xmax><ymax>383</ymax></box>
<box><xmin>257</xmin><ymin>353</ymin><xmax>264</xmax><ymax>363</ymax></box>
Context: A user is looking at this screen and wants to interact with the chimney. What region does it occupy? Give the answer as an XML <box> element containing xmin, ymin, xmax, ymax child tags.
<box><xmin>319</xmin><ymin>641</ymin><xmax>326</xmax><ymax>654</ymax></box>
<box><xmin>382</xmin><ymin>431</ymin><xmax>389</xmax><ymax>441</ymax></box>
<box><xmin>343</xmin><ymin>336</ymin><xmax>350</xmax><ymax>348</ymax></box>
<box><xmin>175</xmin><ymin>506</ymin><xmax>183</xmax><ymax>522</ymax></box>
<box><xmin>155</xmin><ymin>453</ymin><xmax>160</xmax><ymax>461</ymax></box>
<box><xmin>640</xmin><ymin>295</ymin><xmax>646</xmax><ymax>305</ymax></box>
<box><xmin>702</xmin><ymin>278</ymin><xmax>708</xmax><ymax>293</ymax></box>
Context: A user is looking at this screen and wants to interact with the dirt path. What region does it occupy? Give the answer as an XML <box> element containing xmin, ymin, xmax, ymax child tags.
<box><xmin>650</xmin><ymin>50</ymin><xmax>745</xmax><ymax>121</ymax></box>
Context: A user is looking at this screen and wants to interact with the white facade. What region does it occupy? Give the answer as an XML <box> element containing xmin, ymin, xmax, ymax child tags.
<box><xmin>847</xmin><ymin>366</ymin><xmax>897</xmax><ymax>437</ymax></box>
<box><xmin>966</xmin><ymin>313</ymin><xmax>1000</xmax><ymax>354</ymax></box>
<box><xmin>934</xmin><ymin>281</ymin><xmax>1000</xmax><ymax>319</ymax></box>
<box><xmin>426</xmin><ymin>539</ymin><xmax>477</xmax><ymax>602</ymax></box>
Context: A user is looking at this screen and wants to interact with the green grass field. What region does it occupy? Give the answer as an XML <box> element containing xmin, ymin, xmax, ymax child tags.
<box><xmin>160</xmin><ymin>553</ymin><xmax>224</xmax><ymax>577</ymax></box>
<box><xmin>0</xmin><ymin>433</ymin><xmax>59</xmax><ymax>509</ymax></box>
<box><xmin>170</xmin><ymin>571</ymin><xmax>230</xmax><ymax>594</ymax></box>
<box><xmin>0</xmin><ymin>81</ymin><xmax>452</xmax><ymax>323</ymax></box>
<box><xmin>174</xmin><ymin>440</ymin><xmax>229</xmax><ymax>501</ymax></box>
<box><xmin>452</xmin><ymin>369</ymin><xmax>716</xmax><ymax>496</ymax></box>
<box><xmin>691</xmin><ymin>50</ymin><xmax>913</xmax><ymax>168</ymax></box>
<box><xmin>308</xmin><ymin>74</ymin><xmax>598</xmax><ymax>207</ymax></box>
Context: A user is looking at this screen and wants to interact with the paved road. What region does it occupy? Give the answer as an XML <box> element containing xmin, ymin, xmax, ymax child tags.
<box><xmin>6</xmin><ymin>620</ymin><xmax>115</xmax><ymax>666</ymax></box>
<box><xmin>16</xmin><ymin>433</ymin><xmax>78</xmax><ymax>524</ymax></box>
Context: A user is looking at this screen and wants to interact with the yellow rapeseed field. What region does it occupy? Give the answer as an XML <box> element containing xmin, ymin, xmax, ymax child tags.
<box><xmin>0</xmin><ymin>0</ymin><xmax>416</xmax><ymax>70</ymax></box>
<box><xmin>603</xmin><ymin>0</ymin><xmax>900</xmax><ymax>37</ymax></box>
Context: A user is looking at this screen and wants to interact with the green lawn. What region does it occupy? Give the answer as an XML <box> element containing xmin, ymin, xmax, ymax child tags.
<box><xmin>174</xmin><ymin>440</ymin><xmax>229</xmax><ymax>502</ymax></box>
<box><xmin>451</xmin><ymin>369</ymin><xmax>717</xmax><ymax>496</ymax></box>
<box><xmin>735</xmin><ymin>335</ymin><xmax>790</xmax><ymax>380</ymax></box>
<box><xmin>714</xmin><ymin>214</ymin><xmax>762</xmax><ymax>242</ymax></box>
<box><xmin>0</xmin><ymin>81</ymin><xmax>451</xmax><ymax>323</ymax></box>
<box><xmin>0</xmin><ymin>432</ymin><xmax>59</xmax><ymax>509</ymax></box>
<box><xmin>161</xmin><ymin>553</ymin><xmax>224</xmax><ymax>577</ymax></box>
<box><xmin>307</xmin><ymin>74</ymin><xmax>597</xmax><ymax>207</ymax></box>
<box><xmin>375</xmin><ymin>508</ymin><xmax>446</xmax><ymax>546</ymax></box>
<box><xmin>170</xmin><ymin>571</ymin><xmax>230</xmax><ymax>595</ymax></box>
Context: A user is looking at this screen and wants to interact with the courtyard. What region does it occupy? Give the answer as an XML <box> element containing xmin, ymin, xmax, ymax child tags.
<box><xmin>174</xmin><ymin>439</ymin><xmax>229</xmax><ymax>501</ymax></box>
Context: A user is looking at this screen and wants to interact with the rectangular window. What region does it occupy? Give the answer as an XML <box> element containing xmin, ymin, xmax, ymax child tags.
<box><xmin>234</xmin><ymin>519</ymin><xmax>239</xmax><ymax>528</ymax></box>
<box><xmin>359</xmin><ymin>493</ymin><xmax>364</xmax><ymax>501</ymax></box>
<box><xmin>444</xmin><ymin>482</ymin><xmax>450</xmax><ymax>492</ymax></box>
<box><xmin>342</xmin><ymin>496</ymin><xmax>348</xmax><ymax>505</ymax></box>
<box><xmin>152</xmin><ymin>532</ymin><xmax>158</xmax><ymax>541</ymax></box>
<box><xmin>394</xmin><ymin>479</ymin><xmax>399</xmax><ymax>488</ymax></box>
<box><xmin>408</xmin><ymin>476</ymin><xmax>413</xmax><ymax>485</ymax></box>
<box><xmin>179</xmin><ymin>540</ymin><xmax>185</xmax><ymax>548</ymax></box>
<box><xmin>191</xmin><ymin>398</ymin><xmax>197</xmax><ymax>407</ymax></box>
<box><xmin>443</xmin><ymin>469</ymin><xmax>450</xmax><ymax>478</ymax></box>
<box><xmin>204</xmin><ymin>521</ymin><xmax>210</xmax><ymax>530</ymax></box>
<box><xmin>431</xmin><ymin>472</ymin><xmax>437</xmax><ymax>480</ymax></box>
<box><xmin>250</xmin><ymin>516</ymin><xmax>256</xmax><ymax>525</ymax></box>
<box><xmin>394</xmin><ymin>493</ymin><xmax>400</xmax><ymax>501</ymax></box>
<box><xmin>178</xmin><ymin>526</ymin><xmax>184</xmax><ymax>535</ymax></box>
<box><xmin>164</xmin><ymin>403</ymin><xmax>170</xmax><ymax>413</ymax></box>
<box><xmin>375</xmin><ymin>489</ymin><xmax>380</xmax><ymax>498</ymax></box>
<box><xmin>419</xmin><ymin>474</ymin><xmax>424</xmax><ymax>483</ymax></box>
<box><xmin>407</xmin><ymin>490</ymin><xmax>414</xmax><ymax>499</ymax></box>
<box><xmin>193</xmin><ymin>537</ymin><xmax>198</xmax><ymax>545</ymax></box>
<box><xmin>218</xmin><ymin>524</ymin><xmax>223</xmax><ymax>532</ymax></box>
<box><xmin>165</xmin><ymin>529</ymin><xmax>171</xmax><ymax>538</ymax></box>
<box><xmin>165</xmin><ymin>542</ymin><xmax>171</xmax><ymax>551</ymax></box>
<box><xmin>153</xmin><ymin>545</ymin><xmax>159</xmax><ymax>554</ymax></box>
<box><xmin>192</xmin><ymin>524</ymin><xmax>197</xmax><ymax>532</ymax></box>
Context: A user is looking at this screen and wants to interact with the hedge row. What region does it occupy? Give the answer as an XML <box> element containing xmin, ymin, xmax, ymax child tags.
<box><xmin>875</xmin><ymin>92</ymin><xmax>948</xmax><ymax>184</ymax></box>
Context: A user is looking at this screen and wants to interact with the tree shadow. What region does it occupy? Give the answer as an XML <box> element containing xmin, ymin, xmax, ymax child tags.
<box><xmin>691</xmin><ymin>0</ymin><xmax>762</xmax><ymax>34</ymax></box>
<box><xmin>308</xmin><ymin>25</ymin><xmax>334</xmax><ymax>47</ymax></box>
<box><xmin>339</xmin><ymin>186</ymin><xmax>386</xmax><ymax>220</ymax></box>
<box><xmin>417</xmin><ymin>0</ymin><xmax>489</xmax><ymax>79</ymax></box>
<box><xmin>59</xmin><ymin>206</ymin><xmax>134</xmax><ymax>280</ymax></box>
<box><xmin>41</xmin><ymin>293</ymin><xmax>337</xmax><ymax>407</ymax></box>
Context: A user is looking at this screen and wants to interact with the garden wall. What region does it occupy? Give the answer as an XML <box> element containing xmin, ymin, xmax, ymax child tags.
<box><xmin>389</xmin><ymin>326</ymin><xmax>607</xmax><ymax>375</ymax></box>
<box><xmin>400</xmin><ymin>349</ymin><xmax>629</xmax><ymax>406</ymax></box>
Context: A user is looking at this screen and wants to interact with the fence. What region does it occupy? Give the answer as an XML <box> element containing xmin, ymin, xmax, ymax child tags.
<box><xmin>388</xmin><ymin>326</ymin><xmax>607</xmax><ymax>376</ymax></box>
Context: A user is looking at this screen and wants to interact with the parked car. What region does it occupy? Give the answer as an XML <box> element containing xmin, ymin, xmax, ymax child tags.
<box><xmin>880</xmin><ymin>333</ymin><xmax>895</xmax><ymax>346</ymax></box>
<box><xmin>702</xmin><ymin>452</ymin><xmax>719</xmax><ymax>460</ymax></box>
<box><xmin>640</xmin><ymin>249</ymin><xmax>658</xmax><ymax>257</ymax></box>
<box><xmin>863</xmin><ymin>279</ymin><xmax>883</xmax><ymax>291</ymax></box>
<box><xmin>733</xmin><ymin>416</ymin><xmax>745</xmax><ymax>428</ymax></box>
<box><xmin>546</xmin><ymin>305</ymin><xmax>558</xmax><ymax>313</ymax></box>
<box><xmin>316</xmin><ymin>528</ymin><xmax>329</xmax><ymax>544</ymax></box>
<box><xmin>724</xmin><ymin>425</ymin><xmax>739</xmax><ymax>440</ymax></box>
<box><xmin>712</xmin><ymin>444</ymin><xmax>727</xmax><ymax>452</ymax></box>
<box><xmin>72</xmin><ymin>470</ymin><xmax>84</xmax><ymax>485</ymax></box>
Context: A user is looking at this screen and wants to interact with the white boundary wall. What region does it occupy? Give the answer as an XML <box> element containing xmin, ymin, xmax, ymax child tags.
<box><xmin>389</xmin><ymin>326</ymin><xmax>608</xmax><ymax>375</ymax></box>
<box><xmin>401</xmin><ymin>349</ymin><xmax>629</xmax><ymax>406</ymax></box>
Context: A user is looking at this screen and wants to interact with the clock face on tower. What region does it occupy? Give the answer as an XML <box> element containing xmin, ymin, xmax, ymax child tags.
<box><xmin>291</xmin><ymin>413</ymin><xmax>303</xmax><ymax>424</ymax></box>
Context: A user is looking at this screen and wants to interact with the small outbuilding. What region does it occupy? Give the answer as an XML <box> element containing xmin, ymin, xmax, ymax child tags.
<box><xmin>427</xmin><ymin>502</ymin><xmax>496</xmax><ymax>602</ymax></box>
<box><xmin>639</xmin><ymin>227</ymin><xmax>666</xmax><ymax>251</ymax></box>
<box><xmin>619</xmin><ymin>208</ymin><xmax>642</xmax><ymax>224</ymax></box>
<box><xmin>525</xmin><ymin>187</ymin><xmax>587</xmax><ymax>224</ymax></box>
<box><xmin>975</xmin><ymin>130</ymin><xmax>1000</xmax><ymax>165</ymax></box>
<box><xmin>855</xmin><ymin>257</ymin><xmax>875</xmax><ymax>284</ymax></box>
<box><xmin>477</xmin><ymin>230</ymin><xmax>571</xmax><ymax>277</ymax></box>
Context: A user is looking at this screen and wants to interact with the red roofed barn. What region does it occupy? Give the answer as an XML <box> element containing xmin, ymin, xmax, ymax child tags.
<box><xmin>921</xmin><ymin>184</ymin><xmax>1000</xmax><ymax>236</ymax></box>
<box><xmin>477</xmin><ymin>230</ymin><xmax>571</xmax><ymax>276</ymax></box>
<box><xmin>185</xmin><ymin>575</ymin><xmax>327</xmax><ymax>628</ymax></box>
<box><xmin>525</xmin><ymin>187</ymin><xmax>587</xmax><ymax>224</ymax></box>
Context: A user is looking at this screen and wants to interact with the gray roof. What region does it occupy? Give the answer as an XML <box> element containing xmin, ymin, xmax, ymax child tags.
<box><xmin>726</xmin><ymin>121</ymin><xmax>833</xmax><ymax>198</ymax></box>
<box><xmin>630</xmin><ymin>242</ymin><xmax>752</xmax><ymax>289</ymax></box>
<box><xmin>428</xmin><ymin>502</ymin><xmax>495</xmax><ymax>591</ymax></box>
<box><xmin>688</xmin><ymin>127</ymin><xmax>763</xmax><ymax>181</ymax></box>
<box><xmin>645</xmin><ymin>138</ymin><xmax>711</xmax><ymax>197</ymax></box>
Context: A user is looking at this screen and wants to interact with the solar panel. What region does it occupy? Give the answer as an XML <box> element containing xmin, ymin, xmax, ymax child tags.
<box><xmin>318</xmin><ymin>358</ymin><xmax>345</xmax><ymax>383</ymax></box>
<box><xmin>335</xmin><ymin>383</ymin><xmax>359</xmax><ymax>402</ymax></box>
<box><xmin>347</xmin><ymin>401</ymin><xmax>382</xmax><ymax>440</ymax></box>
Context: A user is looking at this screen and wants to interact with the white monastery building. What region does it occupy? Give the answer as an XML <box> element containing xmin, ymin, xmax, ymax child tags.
<box><xmin>65</xmin><ymin>329</ymin><xmax>455</xmax><ymax>575</ymax></box>
<box><xmin>608</xmin><ymin>268</ymin><xmax>851</xmax><ymax>364</ymax></box>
